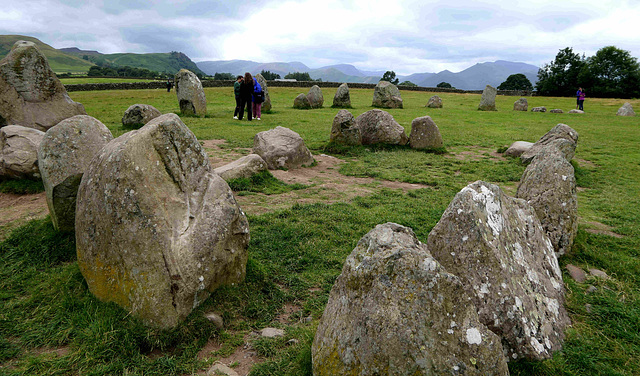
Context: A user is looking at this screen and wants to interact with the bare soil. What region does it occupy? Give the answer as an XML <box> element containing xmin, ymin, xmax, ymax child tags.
<box><xmin>197</xmin><ymin>334</ymin><xmax>263</xmax><ymax>376</ymax></box>
<box><xmin>582</xmin><ymin>220</ymin><xmax>625</xmax><ymax>238</ymax></box>
<box><xmin>0</xmin><ymin>191</ymin><xmax>48</xmax><ymax>239</ymax></box>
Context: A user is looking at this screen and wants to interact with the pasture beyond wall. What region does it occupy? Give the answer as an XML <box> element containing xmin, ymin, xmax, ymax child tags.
<box><xmin>63</xmin><ymin>79</ymin><xmax>534</xmax><ymax>97</ymax></box>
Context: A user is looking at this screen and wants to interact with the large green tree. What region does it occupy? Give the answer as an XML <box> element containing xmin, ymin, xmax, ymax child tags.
<box><xmin>381</xmin><ymin>71</ymin><xmax>399</xmax><ymax>85</ymax></box>
<box><xmin>436</xmin><ymin>82</ymin><xmax>452</xmax><ymax>88</ymax></box>
<box><xmin>581</xmin><ymin>46</ymin><xmax>640</xmax><ymax>98</ymax></box>
<box><xmin>535</xmin><ymin>47</ymin><xmax>586</xmax><ymax>96</ymax></box>
<box><xmin>260</xmin><ymin>70</ymin><xmax>280</xmax><ymax>80</ymax></box>
<box><xmin>284</xmin><ymin>72</ymin><xmax>313</xmax><ymax>81</ymax></box>
<box><xmin>497</xmin><ymin>73</ymin><xmax>533</xmax><ymax>91</ymax></box>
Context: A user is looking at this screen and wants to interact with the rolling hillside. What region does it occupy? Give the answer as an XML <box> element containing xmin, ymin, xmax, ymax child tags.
<box><xmin>0</xmin><ymin>35</ymin><xmax>94</xmax><ymax>73</ymax></box>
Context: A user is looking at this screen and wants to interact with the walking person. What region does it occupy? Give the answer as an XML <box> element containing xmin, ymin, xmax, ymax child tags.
<box><xmin>233</xmin><ymin>75</ymin><xmax>243</xmax><ymax>119</ymax></box>
<box><xmin>578</xmin><ymin>89</ymin><xmax>585</xmax><ymax>111</ymax></box>
<box><xmin>166</xmin><ymin>79</ymin><xmax>173</xmax><ymax>92</ymax></box>
<box><xmin>576</xmin><ymin>87</ymin><xmax>582</xmax><ymax>109</ymax></box>
<box><xmin>238</xmin><ymin>72</ymin><xmax>254</xmax><ymax>121</ymax></box>
<box><xmin>252</xmin><ymin>78</ymin><xmax>263</xmax><ymax>120</ymax></box>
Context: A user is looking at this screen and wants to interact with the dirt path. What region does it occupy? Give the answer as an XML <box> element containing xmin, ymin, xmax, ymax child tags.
<box><xmin>0</xmin><ymin>191</ymin><xmax>48</xmax><ymax>239</ymax></box>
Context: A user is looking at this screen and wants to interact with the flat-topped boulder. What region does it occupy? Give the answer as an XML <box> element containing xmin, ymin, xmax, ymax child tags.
<box><xmin>330</xmin><ymin>110</ymin><xmax>360</xmax><ymax>145</ymax></box>
<box><xmin>332</xmin><ymin>83</ymin><xmax>351</xmax><ymax>108</ymax></box>
<box><xmin>253</xmin><ymin>126</ymin><xmax>314</xmax><ymax>169</ymax></box>
<box><xmin>213</xmin><ymin>154</ymin><xmax>267</xmax><ymax>181</ymax></box>
<box><xmin>517</xmin><ymin>146</ymin><xmax>578</xmax><ymax>256</ymax></box>
<box><xmin>293</xmin><ymin>93</ymin><xmax>311</xmax><ymax>109</ymax></box>
<box><xmin>513</xmin><ymin>98</ymin><xmax>528</xmax><ymax>111</ymax></box>
<box><xmin>521</xmin><ymin>123</ymin><xmax>579</xmax><ymax>165</ymax></box>
<box><xmin>76</xmin><ymin>113</ymin><xmax>249</xmax><ymax>329</ymax></box>
<box><xmin>355</xmin><ymin>109</ymin><xmax>408</xmax><ymax>145</ymax></box>
<box><xmin>532</xmin><ymin>106</ymin><xmax>547</xmax><ymax>112</ymax></box>
<box><xmin>38</xmin><ymin>115</ymin><xmax>113</xmax><ymax>232</ymax></box>
<box><xmin>313</xmin><ymin>222</ymin><xmax>509</xmax><ymax>376</ymax></box>
<box><xmin>307</xmin><ymin>85</ymin><xmax>324</xmax><ymax>108</ymax></box>
<box><xmin>550</xmin><ymin>109</ymin><xmax>563</xmax><ymax>113</ymax></box>
<box><xmin>409</xmin><ymin>116</ymin><xmax>443</xmax><ymax>149</ymax></box>
<box><xmin>477</xmin><ymin>85</ymin><xmax>497</xmax><ymax>111</ymax></box>
<box><xmin>254</xmin><ymin>73</ymin><xmax>272</xmax><ymax>112</ymax></box>
<box><xmin>372</xmin><ymin>81</ymin><xmax>403</xmax><ymax>108</ymax></box>
<box><xmin>427</xmin><ymin>181</ymin><xmax>569</xmax><ymax>360</ymax></box>
<box><xmin>0</xmin><ymin>41</ymin><xmax>86</xmax><ymax>131</ymax></box>
<box><xmin>568</xmin><ymin>109</ymin><xmax>584</xmax><ymax>114</ymax></box>
<box><xmin>175</xmin><ymin>69</ymin><xmax>206</xmax><ymax>116</ymax></box>
<box><xmin>504</xmin><ymin>141</ymin><xmax>533</xmax><ymax>158</ymax></box>
<box><xmin>617</xmin><ymin>102</ymin><xmax>635</xmax><ymax>116</ymax></box>
<box><xmin>122</xmin><ymin>104</ymin><xmax>162</xmax><ymax>128</ymax></box>
<box><xmin>426</xmin><ymin>95</ymin><xmax>443</xmax><ymax>108</ymax></box>
<box><xmin>0</xmin><ymin>125</ymin><xmax>45</xmax><ymax>180</ymax></box>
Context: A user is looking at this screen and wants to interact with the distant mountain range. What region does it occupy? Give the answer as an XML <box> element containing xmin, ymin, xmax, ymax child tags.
<box><xmin>196</xmin><ymin>59</ymin><xmax>539</xmax><ymax>90</ymax></box>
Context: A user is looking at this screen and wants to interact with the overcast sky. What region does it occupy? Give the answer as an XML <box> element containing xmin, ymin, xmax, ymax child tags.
<box><xmin>2</xmin><ymin>0</ymin><xmax>639</xmax><ymax>74</ymax></box>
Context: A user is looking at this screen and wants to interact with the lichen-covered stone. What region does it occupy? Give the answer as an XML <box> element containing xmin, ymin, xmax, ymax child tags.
<box><xmin>521</xmin><ymin>123</ymin><xmax>578</xmax><ymax>165</ymax></box>
<box><xmin>616</xmin><ymin>102</ymin><xmax>635</xmax><ymax>116</ymax></box>
<box><xmin>517</xmin><ymin>146</ymin><xmax>577</xmax><ymax>256</ymax></box>
<box><xmin>504</xmin><ymin>141</ymin><xmax>533</xmax><ymax>158</ymax></box>
<box><xmin>409</xmin><ymin>116</ymin><xmax>443</xmax><ymax>149</ymax></box>
<box><xmin>254</xmin><ymin>73</ymin><xmax>272</xmax><ymax>112</ymax></box>
<box><xmin>0</xmin><ymin>41</ymin><xmax>86</xmax><ymax>131</ymax></box>
<box><xmin>293</xmin><ymin>93</ymin><xmax>311</xmax><ymax>109</ymax></box>
<box><xmin>213</xmin><ymin>154</ymin><xmax>267</xmax><ymax>181</ymax></box>
<box><xmin>427</xmin><ymin>181</ymin><xmax>569</xmax><ymax>360</ymax></box>
<box><xmin>355</xmin><ymin>109</ymin><xmax>408</xmax><ymax>146</ymax></box>
<box><xmin>38</xmin><ymin>115</ymin><xmax>113</xmax><ymax>232</ymax></box>
<box><xmin>513</xmin><ymin>98</ymin><xmax>528</xmax><ymax>111</ymax></box>
<box><xmin>478</xmin><ymin>85</ymin><xmax>497</xmax><ymax>111</ymax></box>
<box><xmin>372</xmin><ymin>81</ymin><xmax>403</xmax><ymax>109</ymax></box>
<box><xmin>568</xmin><ymin>109</ymin><xmax>584</xmax><ymax>114</ymax></box>
<box><xmin>0</xmin><ymin>125</ymin><xmax>44</xmax><ymax>180</ymax></box>
<box><xmin>122</xmin><ymin>104</ymin><xmax>162</xmax><ymax>128</ymax></box>
<box><xmin>426</xmin><ymin>95</ymin><xmax>443</xmax><ymax>108</ymax></box>
<box><xmin>330</xmin><ymin>109</ymin><xmax>360</xmax><ymax>145</ymax></box>
<box><xmin>313</xmin><ymin>222</ymin><xmax>509</xmax><ymax>376</ymax></box>
<box><xmin>332</xmin><ymin>83</ymin><xmax>351</xmax><ymax>108</ymax></box>
<box><xmin>550</xmin><ymin>109</ymin><xmax>563</xmax><ymax>113</ymax></box>
<box><xmin>307</xmin><ymin>85</ymin><xmax>324</xmax><ymax>108</ymax></box>
<box><xmin>531</xmin><ymin>107</ymin><xmax>547</xmax><ymax>113</ymax></box>
<box><xmin>76</xmin><ymin>113</ymin><xmax>249</xmax><ymax>329</ymax></box>
<box><xmin>253</xmin><ymin>126</ymin><xmax>314</xmax><ymax>169</ymax></box>
<box><xmin>175</xmin><ymin>69</ymin><xmax>206</xmax><ymax>116</ymax></box>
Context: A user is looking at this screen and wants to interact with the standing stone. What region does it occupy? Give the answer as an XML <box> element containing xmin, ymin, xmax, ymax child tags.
<box><xmin>307</xmin><ymin>85</ymin><xmax>324</xmax><ymax>108</ymax></box>
<box><xmin>409</xmin><ymin>116</ymin><xmax>444</xmax><ymax>149</ymax></box>
<box><xmin>332</xmin><ymin>83</ymin><xmax>351</xmax><ymax>108</ymax></box>
<box><xmin>213</xmin><ymin>154</ymin><xmax>268</xmax><ymax>181</ymax></box>
<box><xmin>38</xmin><ymin>115</ymin><xmax>114</xmax><ymax>232</ymax></box>
<box><xmin>504</xmin><ymin>141</ymin><xmax>533</xmax><ymax>158</ymax></box>
<box><xmin>617</xmin><ymin>102</ymin><xmax>635</xmax><ymax>116</ymax></box>
<box><xmin>477</xmin><ymin>85</ymin><xmax>497</xmax><ymax>111</ymax></box>
<box><xmin>513</xmin><ymin>98</ymin><xmax>528</xmax><ymax>111</ymax></box>
<box><xmin>372</xmin><ymin>81</ymin><xmax>403</xmax><ymax>109</ymax></box>
<box><xmin>355</xmin><ymin>109</ymin><xmax>408</xmax><ymax>145</ymax></box>
<box><xmin>254</xmin><ymin>74</ymin><xmax>271</xmax><ymax>112</ymax></box>
<box><xmin>293</xmin><ymin>93</ymin><xmax>311</xmax><ymax>109</ymax></box>
<box><xmin>531</xmin><ymin>107</ymin><xmax>547</xmax><ymax>112</ymax></box>
<box><xmin>76</xmin><ymin>113</ymin><xmax>249</xmax><ymax>329</ymax></box>
<box><xmin>175</xmin><ymin>69</ymin><xmax>206</xmax><ymax>116</ymax></box>
<box><xmin>517</xmin><ymin>146</ymin><xmax>578</xmax><ymax>256</ymax></box>
<box><xmin>122</xmin><ymin>104</ymin><xmax>162</xmax><ymax>128</ymax></box>
<box><xmin>330</xmin><ymin>110</ymin><xmax>361</xmax><ymax>145</ymax></box>
<box><xmin>0</xmin><ymin>41</ymin><xmax>86</xmax><ymax>131</ymax></box>
<box><xmin>253</xmin><ymin>126</ymin><xmax>314</xmax><ymax>170</ymax></box>
<box><xmin>427</xmin><ymin>181</ymin><xmax>569</xmax><ymax>361</ymax></box>
<box><xmin>520</xmin><ymin>124</ymin><xmax>579</xmax><ymax>165</ymax></box>
<box><xmin>313</xmin><ymin>223</ymin><xmax>509</xmax><ymax>376</ymax></box>
<box><xmin>0</xmin><ymin>125</ymin><xmax>45</xmax><ymax>180</ymax></box>
<box><xmin>426</xmin><ymin>95</ymin><xmax>443</xmax><ymax>108</ymax></box>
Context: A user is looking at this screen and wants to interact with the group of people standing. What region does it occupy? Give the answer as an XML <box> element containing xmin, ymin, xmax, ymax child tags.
<box><xmin>234</xmin><ymin>72</ymin><xmax>264</xmax><ymax>121</ymax></box>
<box><xmin>576</xmin><ymin>87</ymin><xmax>586</xmax><ymax>111</ymax></box>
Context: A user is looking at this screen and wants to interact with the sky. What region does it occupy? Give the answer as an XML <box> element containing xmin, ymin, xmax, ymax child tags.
<box><xmin>1</xmin><ymin>0</ymin><xmax>639</xmax><ymax>75</ymax></box>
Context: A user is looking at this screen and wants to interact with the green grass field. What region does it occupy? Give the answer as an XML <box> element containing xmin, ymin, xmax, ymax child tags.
<box><xmin>59</xmin><ymin>77</ymin><xmax>164</xmax><ymax>84</ymax></box>
<box><xmin>1</xmin><ymin>86</ymin><xmax>639</xmax><ymax>375</ymax></box>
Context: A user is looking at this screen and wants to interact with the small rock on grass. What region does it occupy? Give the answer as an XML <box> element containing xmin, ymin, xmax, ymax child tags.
<box><xmin>260</xmin><ymin>328</ymin><xmax>285</xmax><ymax>338</ymax></box>
<box><xmin>566</xmin><ymin>264</ymin><xmax>587</xmax><ymax>283</ymax></box>
<box><xmin>205</xmin><ymin>312</ymin><xmax>224</xmax><ymax>329</ymax></box>
<box><xmin>589</xmin><ymin>268</ymin><xmax>610</xmax><ymax>279</ymax></box>
<box><xmin>207</xmin><ymin>363</ymin><xmax>240</xmax><ymax>376</ymax></box>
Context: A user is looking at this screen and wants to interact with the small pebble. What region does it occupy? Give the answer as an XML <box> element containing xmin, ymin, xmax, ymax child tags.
<box><xmin>260</xmin><ymin>327</ymin><xmax>285</xmax><ymax>338</ymax></box>
<box><xmin>585</xmin><ymin>304</ymin><xmax>592</xmax><ymax>313</ymax></box>
<box><xmin>586</xmin><ymin>286</ymin><xmax>597</xmax><ymax>294</ymax></box>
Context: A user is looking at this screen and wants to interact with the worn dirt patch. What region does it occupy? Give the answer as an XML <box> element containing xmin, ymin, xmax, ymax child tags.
<box><xmin>574</xmin><ymin>158</ymin><xmax>597</xmax><ymax>168</ymax></box>
<box><xmin>197</xmin><ymin>335</ymin><xmax>262</xmax><ymax>376</ymax></box>
<box><xmin>275</xmin><ymin>304</ymin><xmax>303</xmax><ymax>324</ymax></box>
<box><xmin>0</xmin><ymin>192</ymin><xmax>48</xmax><ymax>239</ymax></box>
<box><xmin>582</xmin><ymin>220</ymin><xmax>624</xmax><ymax>238</ymax></box>
<box><xmin>31</xmin><ymin>345</ymin><xmax>71</xmax><ymax>358</ymax></box>
<box><xmin>202</xmin><ymin>139</ymin><xmax>252</xmax><ymax>169</ymax></box>
<box><xmin>445</xmin><ymin>145</ymin><xmax>507</xmax><ymax>162</ymax></box>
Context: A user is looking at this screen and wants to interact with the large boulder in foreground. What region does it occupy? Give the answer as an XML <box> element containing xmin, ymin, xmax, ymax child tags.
<box><xmin>332</xmin><ymin>83</ymin><xmax>351</xmax><ymax>108</ymax></box>
<box><xmin>521</xmin><ymin>123</ymin><xmax>579</xmax><ymax>165</ymax></box>
<box><xmin>372</xmin><ymin>81</ymin><xmax>403</xmax><ymax>109</ymax></box>
<box><xmin>517</xmin><ymin>146</ymin><xmax>578</xmax><ymax>256</ymax></box>
<box><xmin>253</xmin><ymin>126</ymin><xmax>314</xmax><ymax>170</ymax></box>
<box><xmin>513</xmin><ymin>98</ymin><xmax>528</xmax><ymax>111</ymax></box>
<box><xmin>409</xmin><ymin>115</ymin><xmax>443</xmax><ymax>149</ymax></box>
<box><xmin>254</xmin><ymin>73</ymin><xmax>272</xmax><ymax>112</ymax></box>
<box><xmin>427</xmin><ymin>181</ymin><xmax>569</xmax><ymax>360</ymax></box>
<box><xmin>0</xmin><ymin>125</ymin><xmax>44</xmax><ymax>180</ymax></box>
<box><xmin>122</xmin><ymin>104</ymin><xmax>162</xmax><ymax>128</ymax></box>
<box><xmin>330</xmin><ymin>109</ymin><xmax>360</xmax><ymax>145</ymax></box>
<box><xmin>213</xmin><ymin>154</ymin><xmax>267</xmax><ymax>181</ymax></box>
<box><xmin>175</xmin><ymin>69</ymin><xmax>206</xmax><ymax>116</ymax></box>
<box><xmin>76</xmin><ymin>113</ymin><xmax>249</xmax><ymax>329</ymax></box>
<box><xmin>617</xmin><ymin>102</ymin><xmax>635</xmax><ymax>116</ymax></box>
<box><xmin>313</xmin><ymin>222</ymin><xmax>509</xmax><ymax>376</ymax></box>
<box><xmin>477</xmin><ymin>85</ymin><xmax>497</xmax><ymax>111</ymax></box>
<box><xmin>0</xmin><ymin>41</ymin><xmax>86</xmax><ymax>131</ymax></box>
<box><xmin>307</xmin><ymin>85</ymin><xmax>324</xmax><ymax>108</ymax></box>
<box><xmin>355</xmin><ymin>109</ymin><xmax>408</xmax><ymax>146</ymax></box>
<box><xmin>38</xmin><ymin>115</ymin><xmax>113</xmax><ymax>232</ymax></box>
<box><xmin>293</xmin><ymin>93</ymin><xmax>311</xmax><ymax>109</ymax></box>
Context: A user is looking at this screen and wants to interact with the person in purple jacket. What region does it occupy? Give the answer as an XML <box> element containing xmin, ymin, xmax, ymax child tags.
<box><xmin>578</xmin><ymin>89</ymin><xmax>585</xmax><ymax>111</ymax></box>
<box><xmin>576</xmin><ymin>87</ymin><xmax>583</xmax><ymax>109</ymax></box>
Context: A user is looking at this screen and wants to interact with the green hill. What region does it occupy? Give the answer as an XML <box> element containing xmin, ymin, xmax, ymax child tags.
<box><xmin>0</xmin><ymin>35</ymin><xmax>95</xmax><ymax>74</ymax></box>
<box><xmin>101</xmin><ymin>51</ymin><xmax>205</xmax><ymax>76</ymax></box>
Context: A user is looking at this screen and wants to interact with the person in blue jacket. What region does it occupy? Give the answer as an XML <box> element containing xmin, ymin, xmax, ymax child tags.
<box><xmin>252</xmin><ymin>79</ymin><xmax>263</xmax><ymax>120</ymax></box>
